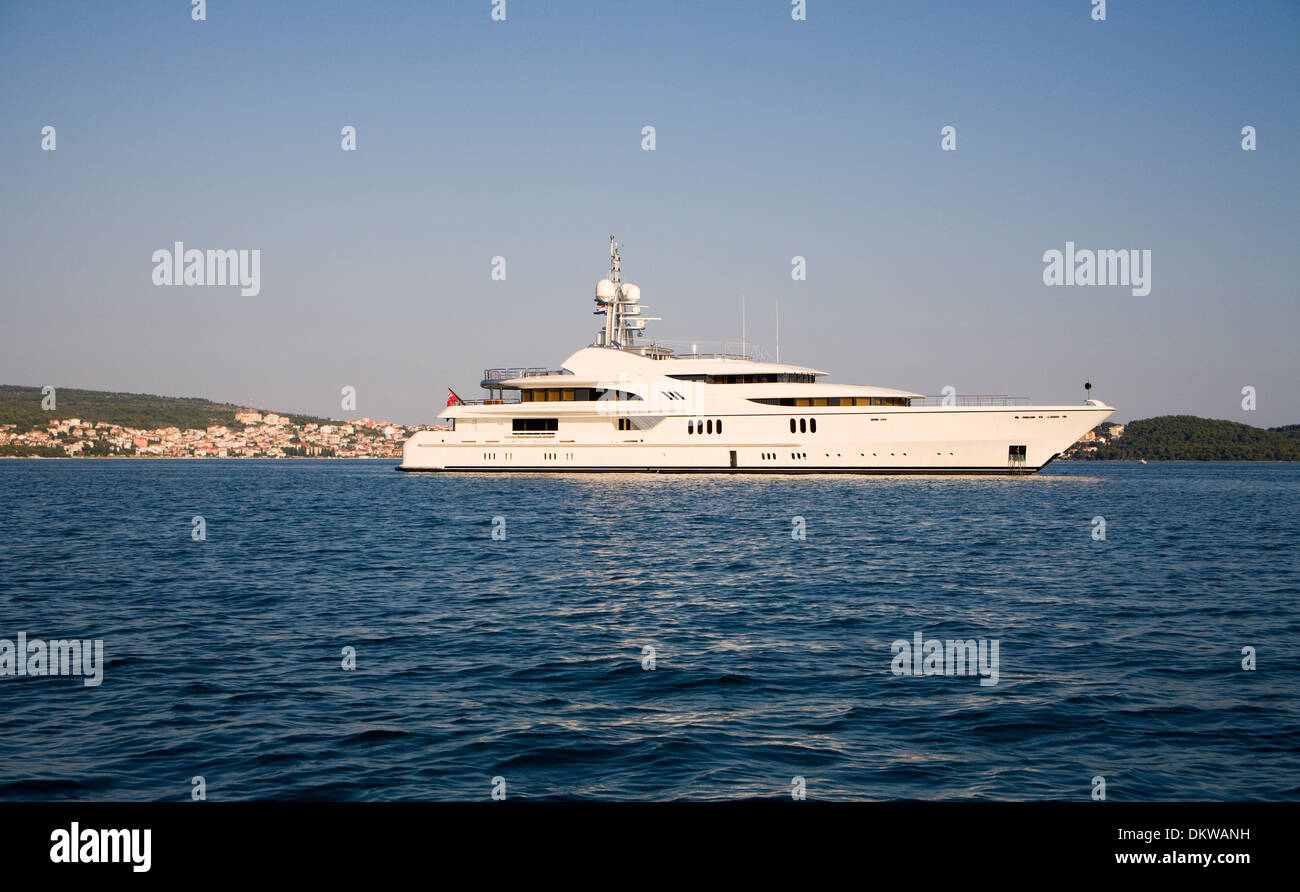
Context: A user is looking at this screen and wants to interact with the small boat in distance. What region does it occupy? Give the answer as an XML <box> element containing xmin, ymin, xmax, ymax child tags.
<box><xmin>401</xmin><ymin>239</ymin><xmax>1114</xmax><ymax>474</ymax></box>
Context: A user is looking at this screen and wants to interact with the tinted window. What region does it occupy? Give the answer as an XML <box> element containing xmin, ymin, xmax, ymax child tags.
<box><xmin>512</xmin><ymin>418</ymin><xmax>558</xmax><ymax>432</ymax></box>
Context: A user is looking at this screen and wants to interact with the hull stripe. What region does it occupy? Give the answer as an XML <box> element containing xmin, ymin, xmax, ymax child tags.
<box><xmin>398</xmin><ymin>465</ymin><xmax>1044</xmax><ymax>476</ymax></box>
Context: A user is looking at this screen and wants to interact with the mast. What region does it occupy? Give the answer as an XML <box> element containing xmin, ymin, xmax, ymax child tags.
<box><xmin>594</xmin><ymin>236</ymin><xmax>656</xmax><ymax>350</ymax></box>
<box><xmin>604</xmin><ymin>236</ymin><xmax>618</xmax><ymax>347</ymax></box>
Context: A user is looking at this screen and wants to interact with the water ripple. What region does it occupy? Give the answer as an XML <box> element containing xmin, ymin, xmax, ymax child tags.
<box><xmin>0</xmin><ymin>459</ymin><xmax>1296</xmax><ymax>800</ymax></box>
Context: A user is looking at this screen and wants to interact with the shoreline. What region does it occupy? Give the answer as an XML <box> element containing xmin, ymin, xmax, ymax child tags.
<box><xmin>2</xmin><ymin>456</ymin><xmax>1296</xmax><ymax>465</ymax></box>
<box><xmin>0</xmin><ymin>455</ymin><xmax>396</xmax><ymax>460</ymax></box>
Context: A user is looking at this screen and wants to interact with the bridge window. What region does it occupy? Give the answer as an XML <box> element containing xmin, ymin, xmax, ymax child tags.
<box><xmin>667</xmin><ymin>373</ymin><xmax>816</xmax><ymax>384</ymax></box>
<box><xmin>522</xmin><ymin>388</ymin><xmax>642</xmax><ymax>402</ymax></box>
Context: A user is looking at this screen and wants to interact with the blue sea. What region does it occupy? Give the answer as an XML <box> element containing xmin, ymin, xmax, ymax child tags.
<box><xmin>0</xmin><ymin>459</ymin><xmax>1296</xmax><ymax>801</ymax></box>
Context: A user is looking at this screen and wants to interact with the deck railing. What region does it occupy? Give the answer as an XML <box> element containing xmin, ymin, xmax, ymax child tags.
<box><xmin>648</xmin><ymin>339</ymin><xmax>766</xmax><ymax>361</ymax></box>
<box><xmin>481</xmin><ymin>367</ymin><xmax>570</xmax><ymax>383</ymax></box>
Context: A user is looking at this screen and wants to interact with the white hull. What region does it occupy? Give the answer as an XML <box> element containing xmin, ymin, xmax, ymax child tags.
<box><xmin>401</xmin><ymin>404</ymin><xmax>1112</xmax><ymax>475</ymax></box>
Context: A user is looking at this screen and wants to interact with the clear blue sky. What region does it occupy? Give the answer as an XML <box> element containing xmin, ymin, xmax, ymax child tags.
<box><xmin>2</xmin><ymin>0</ymin><xmax>1297</xmax><ymax>426</ymax></box>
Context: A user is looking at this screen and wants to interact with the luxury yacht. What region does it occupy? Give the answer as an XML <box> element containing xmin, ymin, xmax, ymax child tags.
<box><xmin>400</xmin><ymin>239</ymin><xmax>1113</xmax><ymax>474</ymax></box>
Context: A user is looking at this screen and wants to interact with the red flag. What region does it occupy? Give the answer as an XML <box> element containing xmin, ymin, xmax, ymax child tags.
<box><xmin>446</xmin><ymin>388</ymin><xmax>463</xmax><ymax>407</ymax></box>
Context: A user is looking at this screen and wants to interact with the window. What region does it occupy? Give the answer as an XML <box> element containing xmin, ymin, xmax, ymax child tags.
<box><xmin>687</xmin><ymin>420</ymin><xmax>695</xmax><ymax>434</ymax></box>
<box><xmin>799</xmin><ymin>418</ymin><xmax>806</xmax><ymax>433</ymax></box>
<box><xmin>512</xmin><ymin>418</ymin><xmax>558</xmax><ymax>432</ymax></box>
<box><xmin>666</xmin><ymin>373</ymin><xmax>816</xmax><ymax>384</ymax></box>
<box><xmin>789</xmin><ymin>418</ymin><xmax>796</xmax><ymax>433</ymax></box>
<box><xmin>706</xmin><ymin>419</ymin><xmax>713</xmax><ymax>434</ymax></box>
<box><xmin>749</xmin><ymin>396</ymin><xmax>912</xmax><ymax>407</ymax></box>
<box><xmin>809</xmin><ymin>418</ymin><xmax>817</xmax><ymax>433</ymax></box>
<box><xmin>716</xmin><ymin>419</ymin><xmax>722</xmax><ymax>435</ymax></box>
<box><xmin>522</xmin><ymin>387</ymin><xmax>642</xmax><ymax>403</ymax></box>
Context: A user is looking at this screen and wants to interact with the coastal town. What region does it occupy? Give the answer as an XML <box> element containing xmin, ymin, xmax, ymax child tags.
<box><xmin>0</xmin><ymin>410</ymin><xmax>441</xmax><ymax>459</ymax></box>
<box><xmin>1061</xmin><ymin>422</ymin><xmax>1125</xmax><ymax>458</ymax></box>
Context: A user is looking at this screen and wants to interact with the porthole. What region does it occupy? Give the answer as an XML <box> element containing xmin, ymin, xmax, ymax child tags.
<box><xmin>687</xmin><ymin>420</ymin><xmax>694</xmax><ymax>434</ymax></box>
<box><xmin>799</xmin><ymin>418</ymin><xmax>807</xmax><ymax>434</ymax></box>
<box><xmin>789</xmin><ymin>418</ymin><xmax>796</xmax><ymax>433</ymax></box>
<box><xmin>706</xmin><ymin>419</ymin><xmax>713</xmax><ymax>434</ymax></box>
<box><xmin>716</xmin><ymin>419</ymin><xmax>723</xmax><ymax>435</ymax></box>
<box><xmin>810</xmin><ymin>418</ymin><xmax>817</xmax><ymax>434</ymax></box>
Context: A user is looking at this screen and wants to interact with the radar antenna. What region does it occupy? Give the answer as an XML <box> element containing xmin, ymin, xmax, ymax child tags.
<box><xmin>593</xmin><ymin>236</ymin><xmax>657</xmax><ymax>349</ymax></box>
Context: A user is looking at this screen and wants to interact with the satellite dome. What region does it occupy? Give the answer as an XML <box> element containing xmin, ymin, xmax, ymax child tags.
<box><xmin>595</xmin><ymin>278</ymin><xmax>616</xmax><ymax>300</ymax></box>
<box><xmin>619</xmin><ymin>283</ymin><xmax>640</xmax><ymax>303</ymax></box>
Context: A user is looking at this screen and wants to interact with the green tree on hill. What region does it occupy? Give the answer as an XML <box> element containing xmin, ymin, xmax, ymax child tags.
<box><xmin>1082</xmin><ymin>415</ymin><xmax>1300</xmax><ymax>461</ymax></box>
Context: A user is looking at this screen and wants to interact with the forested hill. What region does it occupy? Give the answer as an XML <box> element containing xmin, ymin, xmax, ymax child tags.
<box><xmin>1082</xmin><ymin>415</ymin><xmax>1300</xmax><ymax>461</ymax></box>
<box><xmin>0</xmin><ymin>385</ymin><xmax>331</xmax><ymax>432</ymax></box>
